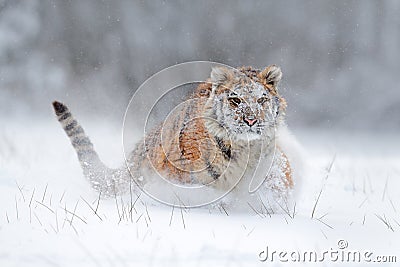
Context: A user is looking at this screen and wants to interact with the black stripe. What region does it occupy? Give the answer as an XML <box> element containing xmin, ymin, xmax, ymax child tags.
<box><xmin>52</xmin><ymin>101</ymin><xmax>68</xmax><ymax>116</ymax></box>
<box><xmin>214</xmin><ymin>136</ymin><xmax>231</xmax><ymax>160</ymax></box>
<box><xmin>183</xmin><ymin>103</ymin><xmax>193</xmax><ymax>124</ymax></box>
<box><xmin>58</xmin><ymin>112</ymin><xmax>71</xmax><ymax>121</ymax></box>
<box><xmin>72</xmin><ymin>136</ymin><xmax>92</xmax><ymax>147</ymax></box>
<box><xmin>206</xmin><ymin>161</ymin><xmax>220</xmax><ymax>180</ymax></box>
<box><xmin>178</xmin><ymin>128</ymin><xmax>185</xmax><ymax>156</ymax></box>
<box><xmin>274</xmin><ymin>96</ymin><xmax>280</xmax><ymax>116</ymax></box>
<box><xmin>67</xmin><ymin>126</ymin><xmax>84</xmax><ymax>137</ymax></box>
<box><xmin>178</xmin><ymin>104</ymin><xmax>194</xmax><ymax>156</ymax></box>
<box><xmin>64</xmin><ymin>120</ymin><xmax>77</xmax><ymax>131</ymax></box>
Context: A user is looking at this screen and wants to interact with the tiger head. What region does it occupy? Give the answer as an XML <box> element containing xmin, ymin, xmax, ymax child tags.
<box><xmin>202</xmin><ymin>65</ymin><xmax>286</xmax><ymax>140</ymax></box>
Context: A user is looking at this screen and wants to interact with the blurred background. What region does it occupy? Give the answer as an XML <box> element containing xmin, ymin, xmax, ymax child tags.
<box><xmin>1</xmin><ymin>0</ymin><xmax>399</xmax><ymax>131</ymax></box>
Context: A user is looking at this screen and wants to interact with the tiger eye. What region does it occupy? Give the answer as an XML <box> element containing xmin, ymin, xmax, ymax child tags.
<box><xmin>257</xmin><ymin>97</ymin><xmax>269</xmax><ymax>104</ymax></box>
<box><xmin>228</xmin><ymin>97</ymin><xmax>242</xmax><ymax>107</ymax></box>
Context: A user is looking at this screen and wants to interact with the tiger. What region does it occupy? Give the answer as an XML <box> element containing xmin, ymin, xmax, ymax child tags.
<box><xmin>52</xmin><ymin>64</ymin><xmax>295</xmax><ymax>209</ymax></box>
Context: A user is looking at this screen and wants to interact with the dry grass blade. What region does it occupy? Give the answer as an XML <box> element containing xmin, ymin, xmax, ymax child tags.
<box><xmin>129</xmin><ymin>193</ymin><xmax>141</xmax><ymax>217</ymax></box>
<box><xmin>320</xmin><ymin>229</ymin><xmax>328</xmax><ymax>239</ymax></box>
<box><xmin>33</xmin><ymin>212</ymin><xmax>42</xmax><ymax>226</ymax></box>
<box><xmin>375</xmin><ymin>213</ymin><xmax>394</xmax><ymax>232</ymax></box>
<box><xmin>42</xmin><ymin>183</ymin><xmax>48</xmax><ymax>203</ymax></box>
<box><xmin>81</xmin><ymin>196</ymin><xmax>102</xmax><ymax>221</ymax></box>
<box><xmin>95</xmin><ymin>191</ymin><xmax>101</xmax><ymax>213</ymax></box>
<box><xmin>180</xmin><ymin>207</ymin><xmax>186</xmax><ymax>229</ymax></box>
<box><xmin>136</xmin><ymin>213</ymin><xmax>143</xmax><ymax>223</ymax></box>
<box><xmin>382</xmin><ymin>176</ymin><xmax>389</xmax><ymax>201</ymax></box>
<box><xmin>15</xmin><ymin>196</ymin><xmax>19</xmax><ymax>220</ymax></box>
<box><xmin>318</xmin><ymin>212</ymin><xmax>329</xmax><ymax>220</ymax></box>
<box><xmin>29</xmin><ymin>188</ymin><xmax>35</xmax><ymax>207</ymax></box>
<box><xmin>59</xmin><ymin>190</ymin><xmax>66</xmax><ymax>203</ymax></box>
<box><xmin>15</xmin><ymin>181</ymin><xmax>25</xmax><ymax>202</ymax></box>
<box><xmin>173</xmin><ymin>192</ymin><xmax>188</xmax><ymax>212</ymax></box>
<box><xmin>169</xmin><ymin>205</ymin><xmax>175</xmax><ymax>226</ymax></box>
<box><xmin>311</xmin><ymin>155</ymin><xmax>336</xmax><ymax>219</ymax></box>
<box><xmin>292</xmin><ymin>202</ymin><xmax>297</xmax><ymax>219</ymax></box>
<box><xmin>274</xmin><ymin>198</ymin><xmax>293</xmax><ymax>219</ymax></box>
<box><xmin>316</xmin><ymin>218</ymin><xmax>334</xmax><ymax>229</ymax></box>
<box><xmin>247</xmin><ymin>227</ymin><xmax>255</xmax><ymax>237</ymax></box>
<box><xmin>256</xmin><ymin>195</ymin><xmax>271</xmax><ymax>218</ymax></box>
<box><xmin>114</xmin><ymin>194</ymin><xmax>122</xmax><ymax>223</ymax></box>
<box><xmin>66</xmin><ymin>200</ymin><xmax>87</xmax><ymax>225</ymax></box>
<box><xmin>63</xmin><ymin>206</ymin><xmax>87</xmax><ymax>225</ymax></box>
<box><xmin>35</xmin><ymin>200</ymin><xmax>55</xmax><ymax>214</ymax></box>
<box><xmin>388</xmin><ymin>197</ymin><xmax>397</xmax><ymax>213</ymax></box>
<box><xmin>324</xmin><ymin>154</ymin><xmax>336</xmax><ymax>180</ymax></box>
<box><xmin>220</xmin><ymin>203</ymin><xmax>229</xmax><ymax>216</ymax></box>
<box><xmin>145</xmin><ymin>203</ymin><xmax>151</xmax><ymax>223</ymax></box>
<box><xmin>274</xmin><ymin>200</ymin><xmax>292</xmax><ymax>219</ymax></box>
<box><xmin>358</xmin><ymin>197</ymin><xmax>368</xmax><ymax>208</ymax></box>
<box><xmin>118</xmin><ymin>196</ymin><xmax>125</xmax><ymax>224</ymax></box>
<box><xmin>247</xmin><ymin>202</ymin><xmax>265</xmax><ymax>218</ymax></box>
<box><xmin>311</xmin><ymin>189</ymin><xmax>323</xmax><ymax>219</ymax></box>
<box><xmin>55</xmin><ymin>211</ymin><xmax>59</xmax><ymax>233</ymax></box>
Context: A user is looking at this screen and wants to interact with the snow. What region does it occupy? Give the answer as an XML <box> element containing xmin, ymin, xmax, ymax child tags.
<box><xmin>0</xmin><ymin>120</ymin><xmax>399</xmax><ymax>266</ymax></box>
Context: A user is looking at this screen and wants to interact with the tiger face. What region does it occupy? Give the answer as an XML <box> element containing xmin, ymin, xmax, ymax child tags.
<box><xmin>204</xmin><ymin>65</ymin><xmax>285</xmax><ymax>140</ymax></box>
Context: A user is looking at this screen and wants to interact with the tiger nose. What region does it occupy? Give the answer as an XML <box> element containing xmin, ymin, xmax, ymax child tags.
<box><xmin>244</xmin><ymin>116</ymin><xmax>257</xmax><ymax>127</ymax></box>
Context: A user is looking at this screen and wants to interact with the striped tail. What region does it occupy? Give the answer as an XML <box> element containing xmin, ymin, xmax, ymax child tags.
<box><xmin>52</xmin><ymin>101</ymin><xmax>130</xmax><ymax>196</ymax></box>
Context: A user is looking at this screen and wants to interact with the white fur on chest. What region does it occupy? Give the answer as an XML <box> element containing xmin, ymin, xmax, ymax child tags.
<box><xmin>217</xmin><ymin>137</ymin><xmax>275</xmax><ymax>190</ymax></box>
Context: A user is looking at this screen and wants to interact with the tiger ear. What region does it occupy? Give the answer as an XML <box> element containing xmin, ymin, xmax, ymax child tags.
<box><xmin>260</xmin><ymin>65</ymin><xmax>282</xmax><ymax>87</ymax></box>
<box><xmin>210</xmin><ymin>67</ymin><xmax>234</xmax><ymax>86</ymax></box>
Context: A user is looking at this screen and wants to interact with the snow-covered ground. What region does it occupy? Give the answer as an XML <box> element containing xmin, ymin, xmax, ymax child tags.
<box><xmin>0</xmin><ymin>118</ymin><xmax>399</xmax><ymax>266</ymax></box>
